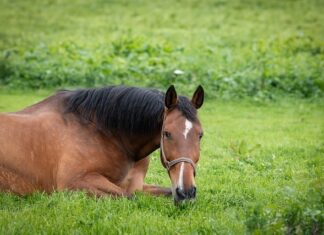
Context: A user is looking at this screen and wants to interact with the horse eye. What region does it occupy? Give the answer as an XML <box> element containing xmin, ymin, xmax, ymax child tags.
<box><xmin>164</xmin><ymin>131</ymin><xmax>172</xmax><ymax>139</ymax></box>
<box><xmin>199</xmin><ymin>133</ymin><xmax>203</xmax><ymax>140</ymax></box>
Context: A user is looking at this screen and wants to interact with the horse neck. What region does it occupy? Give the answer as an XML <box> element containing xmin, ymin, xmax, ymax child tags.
<box><xmin>112</xmin><ymin>129</ymin><xmax>162</xmax><ymax>162</ymax></box>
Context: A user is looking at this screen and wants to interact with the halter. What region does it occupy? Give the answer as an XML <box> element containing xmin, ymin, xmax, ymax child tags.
<box><xmin>160</xmin><ymin>111</ymin><xmax>196</xmax><ymax>176</ymax></box>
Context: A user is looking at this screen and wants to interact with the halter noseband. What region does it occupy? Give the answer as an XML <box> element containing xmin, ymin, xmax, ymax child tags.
<box><xmin>160</xmin><ymin>112</ymin><xmax>196</xmax><ymax>176</ymax></box>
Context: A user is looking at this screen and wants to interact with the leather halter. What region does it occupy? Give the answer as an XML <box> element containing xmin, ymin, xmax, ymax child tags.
<box><xmin>160</xmin><ymin>111</ymin><xmax>196</xmax><ymax>176</ymax></box>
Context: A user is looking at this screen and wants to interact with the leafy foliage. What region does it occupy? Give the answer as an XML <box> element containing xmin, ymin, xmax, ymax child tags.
<box><xmin>0</xmin><ymin>0</ymin><xmax>323</xmax><ymax>98</ymax></box>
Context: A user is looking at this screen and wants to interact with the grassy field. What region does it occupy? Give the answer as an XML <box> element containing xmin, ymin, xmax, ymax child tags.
<box><xmin>0</xmin><ymin>92</ymin><xmax>323</xmax><ymax>234</ymax></box>
<box><xmin>0</xmin><ymin>0</ymin><xmax>323</xmax><ymax>234</ymax></box>
<box><xmin>0</xmin><ymin>0</ymin><xmax>323</xmax><ymax>97</ymax></box>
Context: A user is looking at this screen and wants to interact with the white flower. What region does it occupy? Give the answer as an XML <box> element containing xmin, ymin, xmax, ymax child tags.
<box><xmin>173</xmin><ymin>69</ymin><xmax>184</xmax><ymax>75</ymax></box>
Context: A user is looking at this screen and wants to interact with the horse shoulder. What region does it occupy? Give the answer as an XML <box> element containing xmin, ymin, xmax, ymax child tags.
<box><xmin>55</xmin><ymin>126</ymin><xmax>135</xmax><ymax>188</ymax></box>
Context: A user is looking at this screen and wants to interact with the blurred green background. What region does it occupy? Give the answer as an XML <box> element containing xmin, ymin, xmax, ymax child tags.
<box><xmin>0</xmin><ymin>0</ymin><xmax>323</xmax><ymax>98</ymax></box>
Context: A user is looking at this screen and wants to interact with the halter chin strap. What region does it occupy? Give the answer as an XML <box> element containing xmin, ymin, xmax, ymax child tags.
<box><xmin>160</xmin><ymin>112</ymin><xmax>196</xmax><ymax>176</ymax></box>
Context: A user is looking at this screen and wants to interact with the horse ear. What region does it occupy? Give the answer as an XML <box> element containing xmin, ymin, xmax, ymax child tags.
<box><xmin>165</xmin><ymin>85</ymin><xmax>178</xmax><ymax>109</ymax></box>
<box><xmin>192</xmin><ymin>85</ymin><xmax>204</xmax><ymax>109</ymax></box>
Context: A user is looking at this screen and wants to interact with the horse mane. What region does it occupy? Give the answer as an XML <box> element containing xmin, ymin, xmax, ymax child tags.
<box><xmin>62</xmin><ymin>86</ymin><xmax>197</xmax><ymax>135</ymax></box>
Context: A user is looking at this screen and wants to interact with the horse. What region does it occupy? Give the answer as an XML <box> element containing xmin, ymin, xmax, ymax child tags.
<box><xmin>0</xmin><ymin>85</ymin><xmax>204</xmax><ymax>203</ymax></box>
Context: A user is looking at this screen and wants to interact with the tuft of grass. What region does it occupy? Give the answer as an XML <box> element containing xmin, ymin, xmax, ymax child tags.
<box><xmin>0</xmin><ymin>91</ymin><xmax>323</xmax><ymax>234</ymax></box>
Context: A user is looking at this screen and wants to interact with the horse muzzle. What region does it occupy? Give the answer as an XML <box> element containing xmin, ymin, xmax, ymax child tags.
<box><xmin>174</xmin><ymin>185</ymin><xmax>196</xmax><ymax>203</ymax></box>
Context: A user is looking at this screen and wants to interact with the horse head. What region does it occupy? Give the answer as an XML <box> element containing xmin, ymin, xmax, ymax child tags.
<box><xmin>160</xmin><ymin>85</ymin><xmax>204</xmax><ymax>203</ymax></box>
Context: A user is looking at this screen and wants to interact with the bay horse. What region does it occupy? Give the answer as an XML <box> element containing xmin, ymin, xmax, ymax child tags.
<box><xmin>0</xmin><ymin>85</ymin><xmax>204</xmax><ymax>203</ymax></box>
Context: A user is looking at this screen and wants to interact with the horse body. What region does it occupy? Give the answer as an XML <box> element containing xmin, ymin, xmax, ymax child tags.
<box><xmin>0</xmin><ymin>85</ymin><xmax>204</xmax><ymax>202</ymax></box>
<box><xmin>0</xmin><ymin>98</ymin><xmax>152</xmax><ymax>196</ymax></box>
<box><xmin>0</xmin><ymin>107</ymin><xmax>64</xmax><ymax>194</ymax></box>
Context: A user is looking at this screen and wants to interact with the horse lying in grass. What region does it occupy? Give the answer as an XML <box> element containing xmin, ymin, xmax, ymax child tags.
<box><xmin>0</xmin><ymin>85</ymin><xmax>204</xmax><ymax>203</ymax></box>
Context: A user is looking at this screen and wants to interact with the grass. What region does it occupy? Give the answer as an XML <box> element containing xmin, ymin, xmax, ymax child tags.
<box><xmin>0</xmin><ymin>0</ymin><xmax>323</xmax><ymax>233</ymax></box>
<box><xmin>0</xmin><ymin>91</ymin><xmax>323</xmax><ymax>234</ymax></box>
<box><xmin>0</xmin><ymin>0</ymin><xmax>323</xmax><ymax>97</ymax></box>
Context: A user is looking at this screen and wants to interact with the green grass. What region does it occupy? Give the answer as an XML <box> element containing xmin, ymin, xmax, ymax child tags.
<box><xmin>0</xmin><ymin>0</ymin><xmax>323</xmax><ymax>233</ymax></box>
<box><xmin>0</xmin><ymin>92</ymin><xmax>323</xmax><ymax>234</ymax></box>
<box><xmin>0</xmin><ymin>0</ymin><xmax>323</xmax><ymax>97</ymax></box>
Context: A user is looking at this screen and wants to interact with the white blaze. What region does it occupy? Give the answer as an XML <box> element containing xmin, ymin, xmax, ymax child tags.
<box><xmin>183</xmin><ymin>119</ymin><xmax>193</xmax><ymax>139</ymax></box>
<box><xmin>178</xmin><ymin>162</ymin><xmax>184</xmax><ymax>189</ymax></box>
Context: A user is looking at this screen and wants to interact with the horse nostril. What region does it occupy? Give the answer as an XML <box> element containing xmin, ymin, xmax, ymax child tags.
<box><xmin>190</xmin><ymin>186</ymin><xmax>196</xmax><ymax>198</ymax></box>
<box><xmin>175</xmin><ymin>187</ymin><xmax>186</xmax><ymax>200</ymax></box>
<box><xmin>175</xmin><ymin>187</ymin><xmax>196</xmax><ymax>201</ymax></box>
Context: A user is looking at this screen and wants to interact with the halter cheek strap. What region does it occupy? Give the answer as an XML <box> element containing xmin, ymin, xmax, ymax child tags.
<box><xmin>160</xmin><ymin>113</ymin><xmax>196</xmax><ymax>176</ymax></box>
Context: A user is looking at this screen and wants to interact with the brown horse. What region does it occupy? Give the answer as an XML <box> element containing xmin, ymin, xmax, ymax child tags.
<box><xmin>0</xmin><ymin>85</ymin><xmax>204</xmax><ymax>203</ymax></box>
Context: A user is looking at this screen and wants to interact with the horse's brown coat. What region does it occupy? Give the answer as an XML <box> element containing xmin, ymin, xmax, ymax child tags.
<box><xmin>0</xmin><ymin>86</ymin><xmax>203</xmax><ymax>202</ymax></box>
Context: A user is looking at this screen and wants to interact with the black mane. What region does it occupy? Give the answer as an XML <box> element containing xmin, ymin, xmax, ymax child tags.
<box><xmin>63</xmin><ymin>86</ymin><xmax>197</xmax><ymax>135</ymax></box>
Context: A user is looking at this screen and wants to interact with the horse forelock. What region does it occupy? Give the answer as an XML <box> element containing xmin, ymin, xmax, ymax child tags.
<box><xmin>176</xmin><ymin>96</ymin><xmax>197</xmax><ymax>122</ymax></box>
<box><xmin>63</xmin><ymin>86</ymin><xmax>198</xmax><ymax>135</ymax></box>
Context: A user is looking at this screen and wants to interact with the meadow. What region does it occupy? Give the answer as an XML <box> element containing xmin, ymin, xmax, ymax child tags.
<box><xmin>0</xmin><ymin>0</ymin><xmax>323</xmax><ymax>98</ymax></box>
<box><xmin>0</xmin><ymin>0</ymin><xmax>323</xmax><ymax>234</ymax></box>
<box><xmin>0</xmin><ymin>92</ymin><xmax>323</xmax><ymax>234</ymax></box>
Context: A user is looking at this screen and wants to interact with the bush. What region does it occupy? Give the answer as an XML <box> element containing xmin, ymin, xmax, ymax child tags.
<box><xmin>0</xmin><ymin>35</ymin><xmax>323</xmax><ymax>98</ymax></box>
<box><xmin>0</xmin><ymin>0</ymin><xmax>323</xmax><ymax>98</ymax></box>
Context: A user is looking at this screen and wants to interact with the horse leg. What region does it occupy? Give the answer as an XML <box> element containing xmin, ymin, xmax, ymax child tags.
<box><xmin>122</xmin><ymin>157</ymin><xmax>172</xmax><ymax>197</ymax></box>
<box><xmin>143</xmin><ymin>184</ymin><xmax>172</xmax><ymax>196</ymax></box>
<box><xmin>59</xmin><ymin>173</ymin><xmax>132</xmax><ymax>198</ymax></box>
